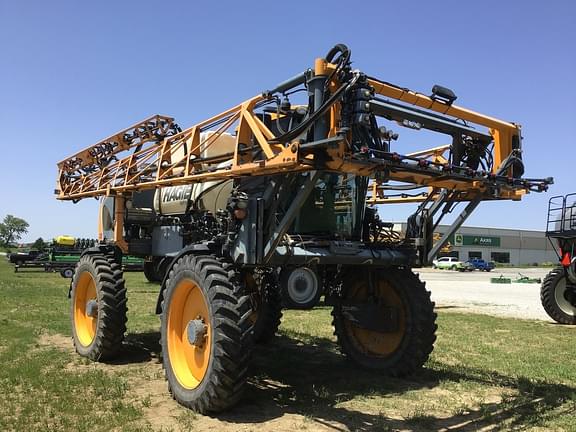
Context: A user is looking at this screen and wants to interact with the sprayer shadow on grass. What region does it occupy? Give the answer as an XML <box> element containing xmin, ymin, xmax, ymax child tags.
<box><xmin>227</xmin><ymin>331</ymin><xmax>576</xmax><ymax>430</ymax></box>
<box><xmin>106</xmin><ymin>331</ymin><xmax>162</xmax><ymax>365</ymax></box>
<box><xmin>114</xmin><ymin>330</ymin><xmax>575</xmax><ymax>431</ymax></box>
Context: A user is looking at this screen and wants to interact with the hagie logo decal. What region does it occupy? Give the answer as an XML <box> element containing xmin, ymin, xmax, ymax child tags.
<box><xmin>162</xmin><ymin>185</ymin><xmax>193</xmax><ymax>202</ymax></box>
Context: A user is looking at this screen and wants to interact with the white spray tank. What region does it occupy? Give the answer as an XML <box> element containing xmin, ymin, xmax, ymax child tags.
<box><xmin>153</xmin><ymin>131</ymin><xmax>234</xmax><ymax>215</ymax></box>
<box><xmin>99</xmin><ymin>132</ymin><xmax>235</xmax><ymax>241</ymax></box>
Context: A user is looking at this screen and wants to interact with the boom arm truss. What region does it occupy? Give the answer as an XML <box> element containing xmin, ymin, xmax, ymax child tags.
<box><xmin>56</xmin><ymin>72</ymin><xmax>548</xmax><ymax>203</ymax></box>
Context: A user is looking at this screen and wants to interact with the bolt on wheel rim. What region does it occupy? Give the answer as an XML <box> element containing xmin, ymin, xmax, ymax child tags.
<box><xmin>73</xmin><ymin>271</ymin><xmax>98</xmax><ymax>346</ymax></box>
<box><xmin>167</xmin><ymin>279</ymin><xmax>211</xmax><ymax>389</ymax></box>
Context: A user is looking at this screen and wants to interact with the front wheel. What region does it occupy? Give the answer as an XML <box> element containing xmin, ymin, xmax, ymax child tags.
<box><xmin>143</xmin><ymin>260</ymin><xmax>162</xmax><ymax>283</ymax></box>
<box><xmin>70</xmin><ymin>253</ymin><xmax>127</xmax><ymax>361</ymax></box>
<box><xmin>161</xmin><ymin>255</ymin><xmax>253</xmax><ymax>413</ymax></box>
<box><xmin>540</xmin><ymin>267</ymin><xmax>576</xmax><ymax>324</ymax></box>
<box><xmin>332</xmin><ymin>268</ymin><xmax>437</xmax><ymax>375</ymax></box>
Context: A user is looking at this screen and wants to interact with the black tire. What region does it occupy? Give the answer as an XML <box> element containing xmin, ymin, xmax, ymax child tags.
<box><xmin>332</xmin><ymin>268</ymin><xmax>437</xmax><ymax>375</ymax></box>
<box><xmin>540</xmin><ymin>267</ymin><xmax>576</xmax><ymax>324</ymax></box>
<box><xmin>143</xmin><ymin>260</ymin><xmax>161</xmax><ymax>283</ymax></box>
<box><xmin>280</xmin><ymin>267</ymin><xmax>322</xmax><ymax>310</ymax></box>
<box><xmin>450</xmin><ymin>265</ymin><xmax>457</xmax><ymax>271</ymax></box>
<box><xmin>246</xmin><ymin>269</ymin><xmax>282</xmax><ymax>344</ymax></box>
<box><xmin>70</xmin><ymin>253</ymin><xmax>128</xmax><ymax>361</ymax></box>
<box><xmin>160</xmin><ymin>255</ymin><xmax>253</xmax><ymax>413</ymax></box>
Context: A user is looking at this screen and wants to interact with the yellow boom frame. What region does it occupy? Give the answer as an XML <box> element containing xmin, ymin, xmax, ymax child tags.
<box><xmin>56</xmin><ymin>56</ymin><xmax>540</xmax><ymax>208</ymax></box>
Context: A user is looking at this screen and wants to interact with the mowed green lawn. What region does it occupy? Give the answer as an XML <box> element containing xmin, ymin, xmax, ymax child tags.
<box><xmin>0</xmin><ymin>257</ymin><xmax>575</xmax><ymax>432</ymax></box>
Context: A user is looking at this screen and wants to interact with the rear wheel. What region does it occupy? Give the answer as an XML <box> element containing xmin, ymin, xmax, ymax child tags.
<box><xmin>246</xmin><ymin>269</ymin><xmax>282</xmax><ymax>343</ymax></box>
<box><xmin>541</xmin><ymin>267</ymin><xmax>576</xmax><ymax>324</ymax></box>
<box><xmin>70</xmin><ymin>253</ymin><xmax>127</xmax><ymax>361</ymax></box>
<box><xmin>144</xmin><ymin>260</ymin><xmax>162</xmax><ymax>283</ymax></box>
<box><xmin>332</xmin><ymin>268</ymin><xmax>436</xmax><ymax>375</ymax></box>
<box><xmin>161</xmin><ymin>255</ymin><xmax>252</xmax><ymax>413</ymax></box>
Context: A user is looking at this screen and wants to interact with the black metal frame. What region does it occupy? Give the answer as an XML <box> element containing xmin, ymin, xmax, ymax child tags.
<box><xmin>545</xmin><ymin>193</ymin><xmax>576</xmax><ymax>261</ymax></box>
<box><xmin>546</xmin><ymin>194</ymin><xmax>576</xmax><ymax>238</ymax></box>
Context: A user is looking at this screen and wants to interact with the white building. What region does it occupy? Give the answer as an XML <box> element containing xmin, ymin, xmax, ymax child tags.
<box><xmin>397</xmin><ymin>224</ymin><xmax>558</xmax><ymax>265</ymax></box>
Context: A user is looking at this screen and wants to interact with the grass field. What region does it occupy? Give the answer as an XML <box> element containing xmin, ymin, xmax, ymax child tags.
<box><xmin>0</xmin><ymin>258</ymin><xmax>575</xmax><ymax>432</ymax></box>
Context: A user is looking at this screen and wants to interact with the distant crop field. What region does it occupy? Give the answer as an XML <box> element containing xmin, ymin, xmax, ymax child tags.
<box><xmin>0</xmin><ymin>258</ymin><xmax>575</xmax><ymax>431</ymax></box>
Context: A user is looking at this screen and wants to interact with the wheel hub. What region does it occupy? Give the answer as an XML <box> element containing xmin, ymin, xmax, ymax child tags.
<box><xmin>187</xmin><ymin>319</ymin><xmax>207</xmax><ymax>347</ymax></box>
<box><xmin>86</xmin><ymin>300</ymin><xmax>98</xmax><ymax>317</ymax></box>
<box><xmin>294</xmin><ymin>277</ymin><xmax>308</xmax><ymax>293</ymax></box>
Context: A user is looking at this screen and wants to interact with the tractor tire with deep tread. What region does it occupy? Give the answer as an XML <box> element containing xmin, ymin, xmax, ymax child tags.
<box><xmin>70</xmin><ymin>253</ymin><xmax>128</xmax><ymax>361</ymax></box>
<box><xmin>248</xmin><ymin>270</ymin><xmax>283</xmax><ymax>344</ymax></box>
<box><xmin>332</xmin><ymin>268</ymin><xmax>437</xmax><ymax>376</ymax></box>
<box><xmin>144</xmin><ymin>260</ymin><xmax>162</xmax><ymax>283</ymax></box>
<box><xmin>160</xmin><ymin>255</ymin><xmax>253</xmax><ymax>413</ymax></box>
<box><xmin>540</xmin><ymin>267</ymin><xmax>576</xmax><ymax>324</ymax></box>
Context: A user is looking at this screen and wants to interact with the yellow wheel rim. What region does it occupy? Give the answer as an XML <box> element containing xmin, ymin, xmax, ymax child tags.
<box><xmin>73</xmin><ymin>271</ymin><xmax>98</xmax><ymax>347</ymax></box>
<box><xmin>344</xmin><ymin>277</ymin><xmax>406</xmax><ymax>357</ymax></box>
<box><xmin>167</xmin><ymin>279</ymin><xmax>211</xmax><ymax>389</ymax></box>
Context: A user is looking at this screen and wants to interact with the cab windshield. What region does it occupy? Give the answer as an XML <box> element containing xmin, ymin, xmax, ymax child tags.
<box><xmin>292</xmin><ymin>174</ymin><xmax>368</xmax><ymax>240</ymax></box>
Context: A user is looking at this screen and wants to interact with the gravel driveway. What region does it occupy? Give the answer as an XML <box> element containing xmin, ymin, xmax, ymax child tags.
<box><xmin>418</xmin><ymin>267</ymin><xmax>553</xmax><ymax>321</ymax></box>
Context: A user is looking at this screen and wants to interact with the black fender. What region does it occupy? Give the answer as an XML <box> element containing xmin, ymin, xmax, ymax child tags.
<box><xmin>154</xmin><ymin>243</ymin><xmax>213</xmax><ymax>314</ymax></box>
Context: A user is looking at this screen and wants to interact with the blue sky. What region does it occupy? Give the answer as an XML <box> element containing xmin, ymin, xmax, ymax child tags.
<box><xmin>1</xmin><ymin>1</ymin><xmax>574</xmax><ymax>243</ymax></box>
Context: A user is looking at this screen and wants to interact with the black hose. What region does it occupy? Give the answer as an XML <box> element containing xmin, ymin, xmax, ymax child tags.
<box><xmin>325</xmin><ymin>44</ymin><xmax>351</xmax><ymax>65</ymax></box>
<box><xmin>324</xmin><ymin>44</ymin><xmax>351</xmax><ymax>92</ymax></box>
<box><xmin>269</xmin><ymin>73</ymin><xmax>359</xmax><ymax>144</ymax></box>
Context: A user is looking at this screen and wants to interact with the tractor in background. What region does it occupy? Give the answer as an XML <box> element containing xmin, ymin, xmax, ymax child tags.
<box><xmin>541</xmin><ymin>194</ymin><xmax>576</xmax><ymax>324</ymax></box>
